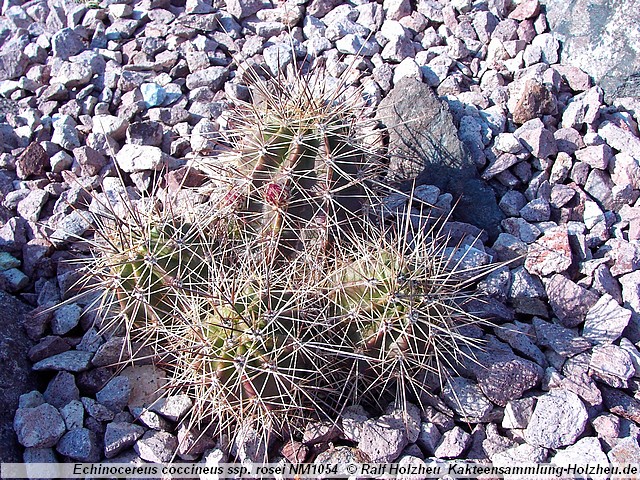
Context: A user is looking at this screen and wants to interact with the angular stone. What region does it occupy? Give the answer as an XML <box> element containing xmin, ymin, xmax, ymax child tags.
<box><xmin>134</xmin><ymin>430</ymin><xmax>178</xmax><ymax>463</ymax></box>
<box><xmin>376</xmin><ymin>77</ymin><xmax>504</xmax><ymax>236</ymax></box>
<box><xmin>43</xmin><ymin>372</ymin><xmax>79</xmax><ymax>410</ymax></box>
<box><xmin>442</xmin><ymin>377</ymin><xmax>493</xmax><ymax>421</ymax></box>
<box><xmin>51</xmin><ymin>303</ymin><xmax>82</xmax><ymax>336</ymax></box>
<box><xmin>533</xmin><ymin>317</ymin><xmax>592</xmax><ymax>357</ymax></box>
<box><xmin>433</xmin><ymin>426</ymin><xmax>471</xmax><ymax>459</ymax></box>
<box><xmin>96</xmin><ymin>376</ymin><xmax>131</xmax><ymax>413</ymax></box>
<box><xmin>508</xmin><ymin>0</ymin><xmax>539</xmax><ymax>20</ymax></box>
<box><xmin>16</xmin><ymin>143</ymin><xmax>47</xmax><ymax>180</ymax></box>
<box><xmin>545</xmin><ymin>274</ymin><xmax>599</xmax><ymax>327</ymax></box>
<box><xmin>525</xmin><ymin>226</ymin><xmax>573</xmax><ymax>276</ymax></box>
<box><xmin>590</xmin><ymin>344</ymin><xmax>635</xmax><ymax>388</ymax></box>
<box><xmin>601</xmin><ymin>386</ymin><xmax>640</xmax><ymax>424</ymax></box>
<box><xmin>56</xmin><ymin>428</ymin><xmax>100</xmax><ymax>462</ymax></box>
<box><xmin>575</xmin><ymin>144</ymin><xmax>612</xmax><ymax>170</ymax></box>
<box><xmin>115</xmin><ymin>144</ymin><xmax>173</xmax><ymax>173</ymax></box>
<box><xmin>417</xmin><ymin>422</ymin><xmax>441</xmax><ymax>455</ymax></box>
<box><xmin>524</xmin><ymin>389</ymin><xmax>588</xmax><ymax>449</ymax></box>
<box><xmin>510</xmin><ymin>79</ymin><xmax>556</xmax><ymax>125</ymax></box>
<box><xmin>502</xmin><ymin>397</ymin><xmax>536</xmax><ymax>429</ymax></box>
<box><xmin>608</xmin><ymin>436</ymin><xmax>640</xmax><ymax>463</ymax></box>
<box><xmin>13</xmin><ymin>404</ymin><xmax>66</xmax><ymax>448</ymax></box>
<box><xmin>477</xmin><ymin>358</ymin><xmax>542</xmax><ymax>407</ymax></box>
<box><xmin>583</xmin><ymin>294</ymin><xmax>632</xmax><ymax>344</ymax></box>
<box><xmin>104</xmin><ymin>422</ymin><xmax>145</xmax><ymax>459</ymax></box>
<box><xmin>553</xmin><ymin>437</ymin><xmax>608</xmax><ymax>471</ymax></box>
<box><xmin>32</xmin><ymin>351</ymin><xmax>93</xmax><ymax>372</ymax></box>
<box><xmin>356</xmin><ymin>414</ymin><xmax>409</xmax><ymax>463</ymax></box>
<box><xmin>149</xmin><ymin>395</ymin><xmax>192</xmax><ymax>422</ymax></box>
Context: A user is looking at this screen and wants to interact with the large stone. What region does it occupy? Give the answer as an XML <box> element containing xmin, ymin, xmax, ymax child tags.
<box><xmin>544</xmin><ymin>0</ymin><xmax>640</xmax><ymax>100</ymax></box>
<box><xmin>376</xmin><ymin>77</ymin><xmax>503</xmax><ymax>237</ymax></box>
<box><xmin>0</xmin><ymin>292</ymin><xmax>36</xmax><ymax>461</ymax></box>
<box><xmin>477</xmin><ymin>359</ymin><xmax>542</xmax><ymax>407</ymax></box>
<box><xmin>583</xmin><ymin>294</ymin><xmax>632</xmax><ymax>344</ymax></box>
<box><xmin>524</xmin><ymin>389</ymin><xmax>588</xmax><ymax>449</ymax></box>
<box><xmin>13</xmin><ymin>404</ymin><xmax>66</xmax><ymax>448</ymax></box>
<box><xmin>545</xmin><ymin>274</ymin><xmax>599</xmax><ymax>327</ymax></box>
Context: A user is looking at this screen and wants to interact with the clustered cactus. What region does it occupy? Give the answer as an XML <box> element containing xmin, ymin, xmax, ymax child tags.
<box><xmin>72</xmin><ymin>64</ymin><xmax>498</xmax><ymax>457</ymax></box>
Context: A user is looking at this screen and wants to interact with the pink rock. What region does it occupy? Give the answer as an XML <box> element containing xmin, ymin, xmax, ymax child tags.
<box><xmin>604</xmin><ymin>238</ymin><xmax>640</xmax><ymax>277</ymax></box>
<box><xmin>517</xmin><ymin>19</ymin><xmax>536</xmax><ymax>42</ymax></box>
<box><xmin>509</xmin><ymin>0</ymin><xmax>540</xmax><ymax>20</ymax></box>
<box><xmin>525</xmin><ymin>225</ymin><xmax>572</xmax><ymax>276</ymax></box>
<box><xmin>599</xmin><ymin>120</ymin><xmax>640</xmax><ymax>157</ymax></box>
<box><xmin>610</xmin><ymin>152</ymin><xmax>640</xmax><ymax>190</ymax></box>
<box><xmin>554</xmin><ymin>127</ymin><xmax>585</xmax><ymax>155</ymax></box>
<box><xmin>553</xmin><ymin>65</ymin><xmax>592</xmax><ymax>92</ymax></box>
<box><xmin>574</xmin><ymin>144</ymin><xmax>612</xmax><ymax>170</ymax></box>
<box><xmin>516</xmin><ymin>120</ymin><xmax>558</xmax><ymax>159</ymax></box>
<box><xmin>545</xmin><ymin>274</ymin><xmax>599</xmax><ymax>327</ymax></box>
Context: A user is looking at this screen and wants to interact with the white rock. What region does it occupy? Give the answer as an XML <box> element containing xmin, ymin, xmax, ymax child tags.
<box><xmin>115</xmin><ymin>144</ymin><xmax>172</xmax><ymax>173</ymax></box>
<box><xmin>524</xmin><ymin>389</ymin><xmax>588</xmax><ymax>449</ymax></box>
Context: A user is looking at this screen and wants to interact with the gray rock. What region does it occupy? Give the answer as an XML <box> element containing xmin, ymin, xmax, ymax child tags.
<box><xmin>96</xmin><ymin>376</ymin><xmax>131</xmax><ymax>413</ymax></box>
<box><xmin>230</xmin><ymin>422</ymin><xmax>269</xmax><ymax>463</ymax></box>
<box><xmin>32</xmin><ymin>350</ymin><xmax>94</xmax><ymax>372</ymax></box>
<box><xmin>590</xmin><ymin>344</ymin><xmax>635</xmax><ymax>388</ymax></box>
<box><xmin>16</xmin><ymin>189</ymin><xmax>49</xmax><ymax>222</ymax></box>
<box><xmin>50</xmin><ymin>210</ymin><xmax>92</xmax><ymax>245</ymax></box>
<box><xmin>553</xmin><ymin>437</ymin><xmax>608</xmax><ymax>476</ymax></box>
<box><xmin>496</xmin><ymin>321</ymin><xmax>547</xmax><ymax>365</ymax></box>
<box><xmin>492</xmin><ymin>443</ymin><xmax>548</xmax><ymax>464</ymax></box>
<box><xmin>433</xmin><ymin>426</ymin><xmax>471</xmax><ymax>459</ymax></box>
<box><xmin>226</xmin><ymin>0</ymin><xmax>264</xmax><ymax>19</ymax></box>
<box><xmin>519</xmin><ymin>198</ymin><xmax>550</xmax><ymax>222</ymax></box>
<box><xmin>314</xmin><ymin>445</ymin><xmax>371</xmax><ymax>473</ymax></box>
<box><xmin>524</xmin><ymin>389</ymin><xmax>588</xmax><ymax>449</ymax></box>
<box><xmin>417</xmin><ymin>422</ymin><xmax>442</xmax><ymax>455</ymax></box>
<box><xmin>13</xmin><ymin>404</ymin><xmax>66</xmax><ymax>448</ymax></box>
<box><xmin>51</xmin><ymin>303</ymin><xmax>82</xmax><ymax>335</ymax></box>
<box><xmin>442</xmin><ymin>377</ymin><xmax>493</xmax><ymax>421</ymax></box>
<box><xmin>502</xmin><ymin>397</ymin><xmax>536</xmax><ymax>429</ymax></box>
<box><xmin>19</xmin><ymin>391</ymin><xmax>45</xmax><ymax>409</ymax></box>
<box><xmin>601</xmin><ymin>385</ymin><xmax>640</xmax><ymax>424</ymax></box>
<box><xmin>533</xmin><ymin>317</ymin><xmax>592</xmax><ymax>357</ymax></box>
<box><xmin>104</xmin><ymin>422</ymin><xmax>145</xmax><ymax>459</ymax></box>
<box><xmin>356</xmin><ymin>414</ymin><xmax>409</xmax><ymax>463</ymax></box>
<box><xmin>56</xmin><ymin>428</ymin><xmax>100</xmax><ymax>462</ymax></box>
<box><xmin>619</xmin><ymin>338</ymin><xmax>640</xmax><ymax>376</ymax></box>
<box><xmin>608</xmin><ymin>436</ymin><xmax>640</xmax><ymax>463</ymax></box>
<box><xmin>376</xmin><ymin>77</ymin><xmax>503</xmax><ymax>237</ymax></box>
<box><xmin>583</xmin><ymin>294</ymin><xmax>632</xmax><ymax>344</ymax></box>
<box><xmin>130</xmin><ymin>408</ymin><xmax>172</xmax><ymax>431</ymax></box>
<box><xmin>499</xmin><ymin>190</ymin><xmax>527</xmax><ymax>216</ymax></box>
<box><xmin>263</xmin><ymin>44</ymin><xmax>293</xmax><ymax>76</ymax></box>
<box><xmin>493</xmin><ymin>233</ymin><xmax>528</xmax><ymax>264</ymax></box>
<box><xmin>51</xmin><ymin>28</ymin><xmax>85</xmax><ymax>61</ymax></box>
<box><xmin>43</xmin><ymin>372</ymin><xmax>79</xmax><ymax>410</ymax></box>
<box><xmin>149</xmin><ymin>394</ymin><xmax>192</xmax><ymax>422</ymax></box>
<box><xmin>176</xmin><ymin>423</ymin><xmax>215</xmax><ymax>460</ymax></box>
<box><xmin>477</xmin><ymin>358</ymin><xmax>542</xmax><ymax>407</ymax></box>
<box><xmin>545</xmin><ymin>274</ymin><xmax>599</xmax><ymax>327</ymax></box>
<box><xmin>134</xmin><ymin>430</ymin><xmax>178</xmax><ymax>463</ymax></box>
<box><xmin>60</xmin><ymin>400</ymin><xmax>84</xmax><ymax>431</ymax></box>
<box><xmin>81</xmin><ymin>397</ymin><xmax>114</xmax><ymax>422</ymax></box>
<box><xmin>185</xmin><ymin>66</ymin><xmax>228</xmax><ymax>91</ymax></box>
<box><xmin>545</xmin><ymin>0</ymin><xmax>640</xmax><ymax>100</ymax></box>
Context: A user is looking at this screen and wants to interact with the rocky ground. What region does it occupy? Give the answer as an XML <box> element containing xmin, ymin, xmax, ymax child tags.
<box><xmin>1</xmin><ymin>0</ymin><xmax>640</xmax><ymax>475</ymax></box>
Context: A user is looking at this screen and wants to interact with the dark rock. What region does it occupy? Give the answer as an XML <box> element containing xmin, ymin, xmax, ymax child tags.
<box><xmin>601</xmin><ymin>386</ymin><xmax>640</xmax><ymax>424</ymax></box>
<box><xmin>545</xmin><ymin>0</ymin><xmax>640</xmax><ymax>100</ymax></box>
<box><xmin>43</xmin><ymin>372</ymin><xmax>79</xmax><ymax>410</ymax></box>
<box><xmin>0</xmin><ymin>291</ymin><xmax>36</xmax><ymax>461</ymax></box>
<box><xmin>477</xmin><ymin>358</ymin><xmax>543</xmax><ymax>407</ymax></box>
<box><xmin>56</xmin><ymin>428</ymin><xmax>100</xmax><ymax>462</ymax></box>
<box><xmin>16</xmin><ymin>143</ymin><xmax>47</xmax><ymax>180</ymax></box>
<box><xmin>376</xmin><ymin>77</ymin><xmax>503</xmax><ymax>238</ymax></box>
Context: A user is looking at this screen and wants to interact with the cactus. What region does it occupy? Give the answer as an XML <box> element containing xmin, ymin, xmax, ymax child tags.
<box><xmin>326</xmin><ymin>209</ymin><xmax>497</xmax><ymax>410</ymax></box>
<box><xmin>195</xmin><ymin>68</ymin><xmax>382</xmax><ymax>262</ymax></box>
<box><xmin>66</xmin><ymin>63</ymin><xmax>503</xmax><ymax>459</ymax></box>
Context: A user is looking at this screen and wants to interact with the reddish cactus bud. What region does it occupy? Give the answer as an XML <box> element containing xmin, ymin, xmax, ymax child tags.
<box><xmin>264</xmin><ymin>182</ymin><xmax>290</xmax><ymax>207</ymax></box>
